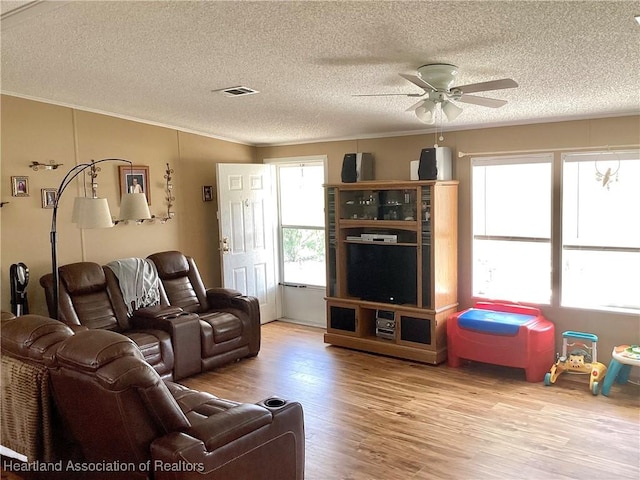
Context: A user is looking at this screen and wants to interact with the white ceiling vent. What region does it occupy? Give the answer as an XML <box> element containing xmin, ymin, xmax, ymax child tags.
<box><xmin>215</xmin><ymin>86</ymin><xmax>259</xmax><ymax>97</ymax></box>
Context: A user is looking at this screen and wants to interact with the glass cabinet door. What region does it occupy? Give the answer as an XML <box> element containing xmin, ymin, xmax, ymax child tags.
<box><xmin>379</xmin><ymin>190</ymin><xmax>417</xmax><ymax>221</ymax></box>
<box><xmin>339</xmin><ymin>189</ymin><xmax>417</xmax><ymax>221</ymax></box>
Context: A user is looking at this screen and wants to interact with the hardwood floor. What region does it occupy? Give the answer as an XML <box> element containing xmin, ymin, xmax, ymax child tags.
<box><xmin>183</xmin><ymin>321</ymin><xmax>640</xmax><ymax>480</ymax></box>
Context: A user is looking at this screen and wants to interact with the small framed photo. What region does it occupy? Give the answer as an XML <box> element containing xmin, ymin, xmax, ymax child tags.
<box><xmin>11</xmin><ymin>176</ymin><xmax>29</xmax><ymax>196</ymax></box>
<box><xmin>203</xmin><ymin>185</ymin><xmax>214</xmax><ymax>202</ymax></box>
<box><xmin>41</xmin><ymin>188</ymin><xmax>57</xmax><ymax>208</ymax></box>
<box><xmin>119</xmin><ymin>165</ymin><xmax>150</xmax><ymax>205</ymax></box>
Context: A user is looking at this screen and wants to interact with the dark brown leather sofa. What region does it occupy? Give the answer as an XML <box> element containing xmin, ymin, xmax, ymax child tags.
<box><xmin>40</xmin><ymin>262</ymin><xmax>177</xmax><ymax>380</ymax></box>
<box><xmin>40</xmin><ymin>253</ymin><xmax>261</xmax><ymax>380</ymax></box>
<box><xmin>147</xmin><ymin>251</ymin><xmax>261</xmax><ymax>371</ymax></box>
<box><xmin>1</xmin><ymin>314</ymin><xmax>305</xmax><ymax>480</ymax></box>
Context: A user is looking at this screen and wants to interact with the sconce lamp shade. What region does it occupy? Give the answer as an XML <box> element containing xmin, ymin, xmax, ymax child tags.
<box><xmin>415</xmin><ymin>99</ymin><xmax>437</xmax><ymax>125</ymax></box>
<box><xmin>119</xmin><ymin>193</ymin><xmax>152</xmax><ymax>221</ymax></box>
<box><xmin>71</xmin><ymin>197</ymin><xmax>89</xmax><ymax>223</ymax></box>
<box><xmin>442</xmin><ymin>100</ymin><xmax>463</xmax><ymax>121</ymax></box>
<box><xmin>71</xmin><ymin>197</ymin><xmax>114</xmax><ymax>229</ymax></box>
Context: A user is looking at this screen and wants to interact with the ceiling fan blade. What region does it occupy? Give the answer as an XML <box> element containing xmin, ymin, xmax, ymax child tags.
<box><xmin>352</xmin><ymin>93</ymin><xmax>423</xmax><ymax>97</ymax></box>
<box><xmin>405</xmin><ymin>99</ymin><xmax>425</xmax><ymax>112</ymax></box>
<box><xmin>399</xmin><ymin>73</ymin><xmax>435</xmax><ymax>91</ymax></box>
<box><xmin>457</xmin><ymin>94</ymin><xmax>508</xmax><ymax>108</ymax></box>
<box><xmin>456</xmin><ymin>78</ymin><xmax>518</xmax><ymax>94</ymax></box>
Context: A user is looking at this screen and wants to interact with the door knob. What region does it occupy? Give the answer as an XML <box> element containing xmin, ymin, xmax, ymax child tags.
<box><xmin>221</xmin><ymin>237</ymin><xmax>230</xmax><ymax>253</ymax></box>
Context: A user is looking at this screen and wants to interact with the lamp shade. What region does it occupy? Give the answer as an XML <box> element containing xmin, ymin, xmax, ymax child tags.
<box><xmin>442</xmin><ymin>100</ymin><xmax>463</xmax><ymax>121</ymax></box>
<box><xmin>119</xmin><ymin>193</ymin><xmax>152</xmax><ymax>221</ymax></box>
<box><xmin>71</xmin><ymin>197</ymin><xmax>90</xmax><ymax>223</ymax></box>
<box><xmin>415</xmin><ymin>100</ymin><xmax>436</xmax><ymax>124</ymax></box>
<box><xmin>72</xmin><ymin>197</ymin><xmax>114</xmax><ymax>229</ymax></box>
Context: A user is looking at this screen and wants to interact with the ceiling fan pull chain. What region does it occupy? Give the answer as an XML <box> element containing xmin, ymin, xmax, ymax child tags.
<box><xmin>434</xmin><ymin>106</ymin><xmax>444</xmax><ymax>147</ymax></box>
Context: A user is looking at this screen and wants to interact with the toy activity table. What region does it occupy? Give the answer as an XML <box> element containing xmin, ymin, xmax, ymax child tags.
<box><xmin>601</xmin><ymin>345</ymin><xmax>640</xmax><ymax>397</ymax></box>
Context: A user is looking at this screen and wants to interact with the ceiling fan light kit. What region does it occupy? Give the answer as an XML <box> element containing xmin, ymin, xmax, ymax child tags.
<box><xmin>358</xmin><ymin>63</ymin><xmax>518</xmax><ymax>125</ymax></box>
<box><xmin>442</xmin><ymin>100</ymin><xmax>464</xmax><ymax>122</ymax></box>
<box><xmin>415</xmin><ymin>100</ymin><xmax>437</xmax><ymax>124</ymax></box>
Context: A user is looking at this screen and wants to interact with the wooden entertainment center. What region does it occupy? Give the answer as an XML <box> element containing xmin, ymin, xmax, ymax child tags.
<box><xmin>324</xmin><ymin>180</ymin><xmax>458</xmax><ymax>364</ymax></box>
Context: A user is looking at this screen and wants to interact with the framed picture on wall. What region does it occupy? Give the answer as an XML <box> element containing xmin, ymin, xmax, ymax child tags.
<box><xmin>11</xmin><ymin>176</ymin><xmax>29</xmax><ymax>196</ymax></box>
<box><xmin>41</xmin><ymin>188</ymin><xmax>57</xmax><ymax>208</ymax></box>
<box><xmin>119</xmin><ymin>165</ymin><xmax>150</xmax><ymax>205</ymax></box>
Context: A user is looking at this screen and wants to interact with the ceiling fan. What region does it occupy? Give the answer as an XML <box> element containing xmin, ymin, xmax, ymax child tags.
<box><xmin>355</xmin><ymin>63</ymin><xmax>518</xmax><ymax>124</ymax></box>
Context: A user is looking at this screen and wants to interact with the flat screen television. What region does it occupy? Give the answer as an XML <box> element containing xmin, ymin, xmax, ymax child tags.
<box><xmin>346</xmin><ymin>242</ymin><xmax>417</xmax><ymax>305</ymax></box>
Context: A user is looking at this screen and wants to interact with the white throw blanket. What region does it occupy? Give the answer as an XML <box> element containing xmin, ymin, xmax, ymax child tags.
<box><xmin>105</xmin><ymin>258</ymin><xmax>160</xmax><ymax>315</ymax></box>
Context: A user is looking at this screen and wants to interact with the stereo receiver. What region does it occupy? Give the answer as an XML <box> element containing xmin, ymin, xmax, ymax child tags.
<box><xmin>375</xmin><ymin>309</ymin><xmax>396</xmax><ymax>340</ymax></box>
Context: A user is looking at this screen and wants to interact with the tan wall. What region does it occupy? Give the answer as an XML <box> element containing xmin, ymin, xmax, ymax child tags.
<box><xmin>258</xmin><ymin>115</ymin><xmax>640</xmax><ymax>363</ymax></box>
<box><xmin>2</xmin><ymin>93</ymin><xmax>638</xmax><ymax>363</ymax></box>
<box><xmin>176</xmin><ymin>131</ymin><xmax>255</xmax><ymax>285</ymax></box>
<box><xmin>1</xmin><ymin>95</ymin><xmax>255</xmax><ymax>316</ymax></box>
<box><xmin>1</xmin><ymin>97</ymin><xmax>79</xmax><ymax>316</ymax></box>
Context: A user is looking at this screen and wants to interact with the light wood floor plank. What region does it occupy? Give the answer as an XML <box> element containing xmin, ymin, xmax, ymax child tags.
<box><xmin>182</xmin><ymin>321</ymin><xmax>640</xmax><ymax>480</ymax></box>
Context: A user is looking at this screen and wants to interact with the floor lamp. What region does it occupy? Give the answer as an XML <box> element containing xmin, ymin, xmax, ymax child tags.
<box><xmin>50</xmin><ymin>158</ymin><xmax>151</xmax><ymax>319</ymax></box>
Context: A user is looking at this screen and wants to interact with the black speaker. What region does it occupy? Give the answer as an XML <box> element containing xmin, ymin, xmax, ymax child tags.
<box><xmin>414</xmin><ymin>147</ymin><xmax>452</xmax><ymax>180</ymax></box>
<box><xmin>341</xmin><ymin>154</ymin><xmax>358</xmax><ymax>183</ymax></box>
<box><xmin>418</xmin><ymin>148</ymin><xmax>438</xmax><ymax>180</ymax></box>
<box><xmin>341</xmin><ymin>153</ymin><xmax>374</xmax><ymax>183</ymax></box>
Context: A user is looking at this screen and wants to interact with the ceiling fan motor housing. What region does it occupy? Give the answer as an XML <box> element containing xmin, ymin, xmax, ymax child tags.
<box><xmin>417</xmin><ymin>63</ymin><xmax>459</xmax><ymax>91</ymax></box>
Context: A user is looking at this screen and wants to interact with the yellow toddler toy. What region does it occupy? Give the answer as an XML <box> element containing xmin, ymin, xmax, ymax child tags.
<box><xmin>544</xmin><ymin>331</ymin><xmax>607</xmax><ymax>395</ymax></box>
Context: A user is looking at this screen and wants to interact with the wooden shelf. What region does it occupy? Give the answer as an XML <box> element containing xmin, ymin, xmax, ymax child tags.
<box><xmin>339</xmin><ymin>219</ymin><xmax>419</xmax><ymax>229</ymax></box>
<box><xmin>324</xmin><ymin>181</ymin><xmax>458</xmax><ymax>365</ymax></box>
<box><xmin>343</xmin><ymin>240</ymin><xmax>417</xmax><ymax>247</ymax></box>
<box><xmin>323</xmin><ymin>332</ymin><xmax>447</xmax><ymax>365</ymax></box>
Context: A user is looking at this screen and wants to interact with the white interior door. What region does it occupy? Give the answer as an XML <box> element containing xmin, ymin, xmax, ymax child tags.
<box><xmin>216</xmin><ymin>163</ymin><xmax>277</xmax><ymax>323</ymax></box>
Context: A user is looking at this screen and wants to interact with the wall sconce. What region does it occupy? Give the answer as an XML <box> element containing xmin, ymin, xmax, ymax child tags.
<box><xmin>159</xmin><ymin>163</ymin><xmax>175</xmax><ymax>223</ymax></box>
<box><xmin>89</xmin><ymin>160</ymin><xmax>100</xmax><ymax>198</ymax></box>
<box><xmin>114</xmin><ymin>162</ymin><xmax>176</xmax><ymax>225</ymax></box>
<box><xmin>30</xmin><ymin>161</ymin><xmax>63</xmax><ymax>171</ymax></box>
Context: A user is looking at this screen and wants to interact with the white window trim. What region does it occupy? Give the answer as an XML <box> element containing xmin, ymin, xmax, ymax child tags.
<box><xmin>471</xmin><ymin>153</ymin><xmax>553</xmax><ymax>304</ymax></box>
<box><xmin>266</xmin><ymin>156</ymin><xmax>328</xmax><ymax>289</ymax></box>
<box><xmin>560</xmin><ymin>149</ymin><xmax>640</xmax><ymax>313</ymax></box>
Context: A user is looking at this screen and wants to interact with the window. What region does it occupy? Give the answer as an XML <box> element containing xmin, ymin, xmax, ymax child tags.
<box><xmin>561</xmin><ymin>151</ymin><xmax>640</xmax><ymax>312</ymax></box>
<box><xmin>472</xmin><ymin>154</ymin><xmax>553</xmax><ymax>304</ymax></box>
<box><xmin>278</xmin><ymin>163</ymin><xmax>326</xmax><ymax>287</ymax></box>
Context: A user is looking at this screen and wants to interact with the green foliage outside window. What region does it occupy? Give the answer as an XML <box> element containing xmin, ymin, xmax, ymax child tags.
<box><xmin>282</xmin><ymin>228</ymin><xmax>325</xmax><ymax>263</ymax></box>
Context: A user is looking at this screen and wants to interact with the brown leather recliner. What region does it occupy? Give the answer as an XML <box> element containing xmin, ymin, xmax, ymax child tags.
<box><xmin>40</xmin><ymin>262</ymin><xmax>175</xmax><ymax>380</ymax></box>
<box><xmin>147</xmin><ymin>251</ymin><xmax>261</xmax><ymax>371</ymax></box>
<box><xmin>48</xmin><ymin>326</ymin><xmax>305</xmax><ymax>480</ymax></box>
<box><xmin>0</xmin><ymin>314</ymin><xmax>82</xmax><ymax>465</ymax></box>
<box><xmin>1</xmin><ymin>314</ymin><xmax>305</xmax><ymax>479</ymax></box>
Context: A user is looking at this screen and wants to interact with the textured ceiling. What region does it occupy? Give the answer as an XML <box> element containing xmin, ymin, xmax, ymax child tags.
<box><xmin>1</xmin><ymin>1</ymin><xmax>639</xmax><ymax>146</ymax></box>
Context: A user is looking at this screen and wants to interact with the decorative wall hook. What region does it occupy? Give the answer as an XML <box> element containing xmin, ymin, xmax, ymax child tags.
<box><xmin>30</xmin><ymin>161</ymin><xmax>63</xmax><ymax>171</ymax></box>
<box><xmin>114</xmin><ymin>215</ymin><xmax>157</xmax><ymax>226</ymax></box>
